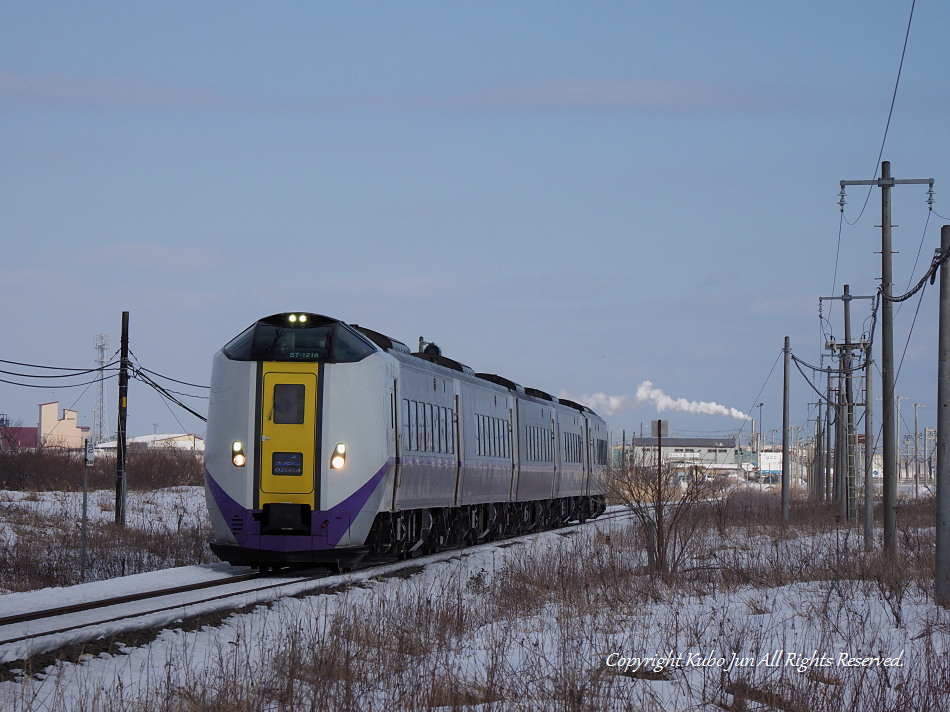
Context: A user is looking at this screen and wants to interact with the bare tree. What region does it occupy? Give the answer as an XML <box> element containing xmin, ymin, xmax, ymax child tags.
<box><xmin>602</xmin><ymin>448</ymin><xmax>732</xmax><ymax>579</ymax></box>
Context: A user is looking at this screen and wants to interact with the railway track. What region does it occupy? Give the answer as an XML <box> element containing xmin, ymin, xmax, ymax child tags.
<box><xmin>0</xmin><ymin>509</ymin><xmax>632</xmax><ymax>670</ymax></box>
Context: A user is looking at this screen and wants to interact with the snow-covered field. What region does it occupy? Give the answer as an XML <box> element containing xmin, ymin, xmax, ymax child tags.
<box><xmin>0</xmin><ymin>487</ymin><xmax>214</xmax><ymax>595</ymax></box>
<box><xmin>1</xmin><ymin>491</ymin><xmax>948</xmax><ymax>711</ymax></box>
<box><xmin>0</xmin><ymin>486</ymin><xmax>208</xmax><ymax>541</ymax></box>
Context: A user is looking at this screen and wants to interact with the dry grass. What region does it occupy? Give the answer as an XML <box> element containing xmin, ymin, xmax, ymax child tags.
<box><xmin>2</xmin><ymin>486</ymin><xmax>948</xmax><ymax>711</ymax></box>
<box><xmin>0</xmin><ymin>447</ymin><xmax>203</xmax><ymax>492</ymax></box>
<box><xmin>0</xmin><ymin>490</ymin><xmax>213</xmax><ymax>592</ymax></box>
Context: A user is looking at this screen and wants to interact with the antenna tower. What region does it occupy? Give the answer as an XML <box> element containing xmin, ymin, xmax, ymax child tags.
<box><xmin>94</xmin><ymin>334</ymin><xmax>111</xmax><ymax>443</ymax></box>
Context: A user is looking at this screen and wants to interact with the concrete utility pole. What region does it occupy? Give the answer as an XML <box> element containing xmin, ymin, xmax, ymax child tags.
<box><xmin>782</xmin><ymin>337</ymin><xmax>791</xmax><ymax>521</ymax></box>
<box><xmin>840</xmin><ymin>161</ymin><xmax>934</xmax><ymax>554</ymax></box>
<box><xmin>825</xmin><ymin>377</ymin><xmax>833</xmax><ymax>502</ymax></box>
<box><xmin>811</xmin><ymin>402</ymin><xmax>824</xmax><ymax>500</ymax></box>
<box><xmin>820</xmin><ymin>285</ymin><xmax>873</xmax><ymax>522</ymax></box>
<box><xmin>913</xmin><ymin>403</ymin><xmax>926</xmax><ymax>499</ymax></box>
<box><xmin>864</xmin><ymin>343</ymin><xmax>874</xmax><ymax>551</ymax></box>
<box><xmin>937</xmin><ymin>225</ymin><xmax>950</xmax><ymax>606</ymax></box>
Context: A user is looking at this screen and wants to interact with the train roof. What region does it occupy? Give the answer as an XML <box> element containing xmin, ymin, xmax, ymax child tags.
<box><xmin>350</xmin><ymin>325</ymin><xmax>411</xmax><ymax>354</ymax></box>
<box><xmin>234</xmin><ymin>313</ymin><xmax>602</xmax><ymax>419</ymax></box>
<box><xmin>353</xmin><ymin>325</ymin><xmax>600</xmax><ymax>418</ymax></box>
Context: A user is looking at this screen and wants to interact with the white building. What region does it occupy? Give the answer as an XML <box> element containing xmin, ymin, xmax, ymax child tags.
<box><xmin>614</xmin><ymin>436</ymin><xmax>741</xmax><ymax>475</ymax></box>
<box><xmin>96</xmin><ymin>433</ymin><xmax>204</xmax><ymax>452</ymax></box>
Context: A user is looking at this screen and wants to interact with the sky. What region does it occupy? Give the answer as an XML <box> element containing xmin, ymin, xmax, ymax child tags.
<box><xmin>1</xmin><ymin>1</ymin><xmax>948</xmax><ymax>451</ymax></box>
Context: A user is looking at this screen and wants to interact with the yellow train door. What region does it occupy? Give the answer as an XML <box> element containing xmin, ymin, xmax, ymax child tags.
<box><xmin>260</xmin><ymin>367</ymin><xmax>318</xmax><ymax>507</ymax></box>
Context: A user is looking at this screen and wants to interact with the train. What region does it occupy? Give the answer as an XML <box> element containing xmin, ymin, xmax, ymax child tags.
<box><xmin>204</xmin><ymin>312</ymin><xmax>608</xmax><ymax>569</ymax></box>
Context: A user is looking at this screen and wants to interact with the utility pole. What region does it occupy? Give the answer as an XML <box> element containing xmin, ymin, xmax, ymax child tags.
<box><xmin>840</xmin><ymin>161</ymin><xmax>934</xmax><ymax>554</ymax></box>
<box><xmin>115</xmin><ymin>311</ymin><xmax>129</xmax><ymax>526</ymax></box>
<box><xmin>825</xmin><ymin>376</ymin><xmax>833</xmax><ymax>502</ymax></box>
<box><xmin>782</xmin><ymin>337</ymin><xmax>791</xmax><ymax>521</ymax></box>
<box><xmin>809</xmin><ymin>402</ymin><xmax>823</xmax><ymax>500</ymax></box>
<box><xmin>936</xmin><ymin>224</ymin><xmax>950</xmax><ymax>606</ymax></box>
<box><xmin>864</xmin><ymin>343</ymin><xmax>874</xmax><ymax>551</ymax></box>
<box><xmin>913</xmin><ymin>403</ymin><xmax>926</xmax><ymax>499</ymax></box>
<box><xmin>821</xmin><ymin>285</ymin><xmax>873</xmax><ymax>522</ymax></box>
<box><xmin>896</xmin><ymin>395</ymin><xmax>908</xmax><ymax>480</ymax></box>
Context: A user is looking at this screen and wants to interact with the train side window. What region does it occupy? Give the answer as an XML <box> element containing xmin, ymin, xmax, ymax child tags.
<box><xmin>438</xmin><ymin>407</ymin><xmax>446</xmax><ymax>454</ymax></box>
<box><xmin>331</xmin><ymin>326</ymin><xmax>376</xmax><ymax>363</ymax></box>
<box><xmin>425</xmin><ymin>403</ymin><xmax>434</xmax><ymax>452</ymax></box>
<box><xmin>408</xmin><ymin>400</ymin><xmax>417</xmax><ymax>451</ymax></box>
<box><xmin>273</xmin><ymin>384</ymin><xmax>305</xmax><ymax>424</ymax></box>
<box><xmin>448</xmin><ymin>410</ymin><xmax>455</xmax><ymax>454</ymax></box>
<box><xmin>416</xmin><ymin>402</ymin><xmax>425</xmax><ymax>452</ymax></box>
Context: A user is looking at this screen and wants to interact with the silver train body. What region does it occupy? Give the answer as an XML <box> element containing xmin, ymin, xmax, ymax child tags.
<box><xmin>205</xmin><ymin>313</ymin><xmax>607</xmax><ymax>568</ymax></box>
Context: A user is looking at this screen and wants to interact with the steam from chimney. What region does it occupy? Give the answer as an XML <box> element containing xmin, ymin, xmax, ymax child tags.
<box><xmin>563</xmin><ymin>381</ymin><xmax>747</xmax><ymax>421</ymax></box>
<box><xmin>635</xmin><ymin>381</ymin><xmax>747</xmax><ymax>420</ymax></box>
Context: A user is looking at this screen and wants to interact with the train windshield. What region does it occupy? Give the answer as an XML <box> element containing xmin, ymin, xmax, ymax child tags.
<box><xmin>223</xmin><ymin>315</ymin><xmax>376</xmax><ymax>363</ymax></box>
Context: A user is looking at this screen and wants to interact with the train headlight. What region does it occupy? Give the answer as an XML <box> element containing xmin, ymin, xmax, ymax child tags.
<box><xmin>232</xmin><ymin>441</ymin><xmax>246</xmax><ymax>467</ymax></box>
<box><xmin>288</xmin><ymin>314</ymin><xmax>298</xmax><ymax>323</ymax></box>
<box><xmin>330</xmin><ymin>443</ymin><xmax>346</xmax><ymax>470</ymax></box>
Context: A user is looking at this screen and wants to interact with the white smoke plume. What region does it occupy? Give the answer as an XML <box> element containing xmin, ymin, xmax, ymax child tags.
<box><xmin>563</xmin><ymin>381</ymin><xmax>747</xmax><ymax>421</ymax></box>
<box><xmin>635</xmin><ymin>381</ymin><xmax>748</xmax><ymax>420</ymax></box>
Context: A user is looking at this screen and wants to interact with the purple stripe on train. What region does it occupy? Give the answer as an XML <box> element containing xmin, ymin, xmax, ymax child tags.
<box><xmin>204</xmin><ymin>461</ymin><xmax>390</xmax><ymax>552</ymax></box>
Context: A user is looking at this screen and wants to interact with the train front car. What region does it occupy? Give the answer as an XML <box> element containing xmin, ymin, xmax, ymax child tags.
<box><xmin>204</xmin><ymin>313</ymin><xmax>393</xmax><ymax>570</ymax></box>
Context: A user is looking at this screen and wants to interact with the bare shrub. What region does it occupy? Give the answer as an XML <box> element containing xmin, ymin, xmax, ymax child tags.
<box><xmin>602</xmin><ymin>453</ymin><xmax>733</xmax><ymax>580</ymax></box>
<box><xmin>0</xmin><ymin>447</ymin><xmax>202</xmax><ymax>492</ymax></box>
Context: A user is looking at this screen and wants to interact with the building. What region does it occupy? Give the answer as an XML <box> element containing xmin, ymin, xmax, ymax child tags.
<box><xmin>0</xmin><ymin>402</ymin><xmax>90</xmax><ymax>451</ymax></box>
<box><xmin>613</xmin><ymin>435</ymin><xmax>742</xmax><ymax>476</ymax></box>
<box><xmin>0</xmin><ymin>414</ymin><xmax>38</xmax><ymax>451</ymax></box>
<box><xmin>95</xmin><ymin>433</ymin><xmax>205</xmax><ymax>452</ymax></box>
<box><xmin>38</xmin><ymin>402</ymin><xmax>90</xmax><ymax>449</ymax></box>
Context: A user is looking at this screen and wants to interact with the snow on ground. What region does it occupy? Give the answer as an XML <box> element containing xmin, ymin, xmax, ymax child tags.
<box><xmin>0</xmin><ymin>487</ymin><xmax>208</xmax><ymax>542</ymax></box>
<box><xmin>1</xmin><ymin>504</ymin><xmax>948</xmax><ymax>711</ymax></box>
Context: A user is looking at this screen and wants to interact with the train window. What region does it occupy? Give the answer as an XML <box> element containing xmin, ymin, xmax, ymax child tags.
<box><xmin>563</xmin><ymin>432</ymin><xmax>582</xmax><ymax>463</ymax></box>
<box><xmin>441</xmin><ymin>407</ymin><xmax>448</xmax><ymax>453</ymax></box>
<box><xmin>273</xmin><ymin>384</ymin><xmax>305</xmax><ymax>424</ymax></box>
<box><xmin>416</xmin><ymin>402</ymin><xmax>425</xmax><ymax>451</ymax></box>
<box><xmin>255</xmin><ymin>325</ymin><xmax>332</xmax><ymax>361</ymax></box>
<box><xmin>425</xmin><ymin>403</ymin><xmax>434</xmax><ymax>452</ymax></box>
<box><xmin>223</xmin><ymin>319</ymin><xmax>375</xmax><ymax>363</ymax></box>
<box><xmin>332</xmin><ymin>327</ymin><xmax>376</xmax><ymax>363</ymax></box>
<box><xmin>408</xmin><ymin>400</ymin><xmax>417</xmax><ymax>451</ymax></box>
<box><xmin>448</xmin><ymin>410</ymin><xmax>455</xmax><ymax>454</ymax></box>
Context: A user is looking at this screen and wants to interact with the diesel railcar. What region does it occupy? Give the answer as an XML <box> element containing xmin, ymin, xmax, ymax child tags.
<box><xmin>204</xmin><ymin>312</ymin><xmax>607</xmax><ymax>569</ymax></box>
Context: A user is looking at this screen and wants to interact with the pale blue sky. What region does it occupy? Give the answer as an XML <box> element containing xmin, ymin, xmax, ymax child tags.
<box><xmin>1</xmin><ymin>2</ymin><xmax>947</xmax><ymax>446</ymax></box>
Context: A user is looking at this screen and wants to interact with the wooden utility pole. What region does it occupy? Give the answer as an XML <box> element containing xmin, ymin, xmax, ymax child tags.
<box><xmin>782</xmin><ymin>337</ymin><xmax>790</xmax><ymax>521</ymax></box>
<box><xmin>840</xmin><ymin>161</ymin><xmax>934</xmax><ymax>553</ymax></box>
<box><xmin>115</xmin><ymin>311</ymin><xmax>129</xmax><ymax>526</ymax></box>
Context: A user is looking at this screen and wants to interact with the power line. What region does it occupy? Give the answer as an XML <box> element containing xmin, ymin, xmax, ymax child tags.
<box><xmin>136</xmin><ymin>366</ymin><xmax>209</xmax><ymax>390</ymax></box>
<box><xmin>0</xmin><ymin>358</ymin><xmax>118</xmax><ymax>373</ymax></box>
<box><xmin>839</xmin><ymin>0</ymin><xmax>917</xmax><ymax>227</ymax></box>
<box><xmin>0</xmin><ymin>373</ymin><xmax>117</xmax><ymax>389</ymax></box>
